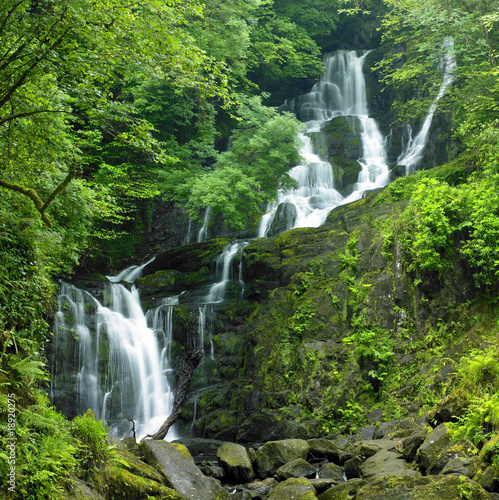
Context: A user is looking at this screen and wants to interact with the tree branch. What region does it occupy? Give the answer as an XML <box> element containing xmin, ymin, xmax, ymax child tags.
<box><xmin>146</xmin><ymin>349</ymin><xmax>204</xmax><ymax>441</ymax></box>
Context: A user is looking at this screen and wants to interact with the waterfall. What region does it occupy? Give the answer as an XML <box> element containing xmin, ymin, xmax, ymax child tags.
<box><xmin>259</xmin><ymin>50</ymin><xmax>390</xmax><ymax>237</ymax></box>
<box><xmin>398</xmin><ymin>38</ymin><xmax>456</xmax><ymax>172</ymax></box>
<box><xmin>52</xmin><ymin>263</ymin><xmax>178</xmax><ymax>441</ymax></box>
<box><xmin>205</xmin><ymin>241</ymin><xmax>249</xmax><ymax>303</ymax></box>
<box><xmin>197</xmin><ymin>207</ymin><xmax>211</xmax><ymax>243</ymax></box>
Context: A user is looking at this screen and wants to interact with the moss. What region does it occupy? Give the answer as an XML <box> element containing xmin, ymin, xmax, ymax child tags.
<box><xmin>171</xmin><ymin>443</ymin><xmax>192</xmax><ymax>461</ymax></box>
<box><xmin>104</xmin><ymin>465</ymin><xmax>185</xmax><ymax>499</ymax></box>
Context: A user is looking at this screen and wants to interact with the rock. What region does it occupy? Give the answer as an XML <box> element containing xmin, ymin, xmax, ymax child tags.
<box><xmin>275</xmin><ymin>458</ymin><xmax>317</xmax><ymax>480</ymax></box>
<box><xmin>317</xmin><ymin>462</ymin><xmax>345</xmax><ymax>482</ymax></box>
<box><xmin>255</xmin><ymin>439</ymin><xmax>311</xmax><ymax>478</ymax></box>
<box><xmin>114</xmin><ymin>448</ymin><xmax>165</xmax><ymax>484</ymax></box>
<box><xmin>104</xmin><ymin>465</ymin><xmax>185</xmax><ymax>500</ymax></box>
<box><xmin>322</xmin><ymin>116</ymin><xmax>363</xmax><ymax>160</ymax></box>
<box><xmin>107</xmin><ymin>432</ymin><xmax>126</xmax><ymax>451</ymax></box>
<box><xmin>198</xmin><ymin>463</ymin><xmax>225</xmax><ymax>480</ymax></box>
<box><xmin>415</xmin><ymin>423</ymin><xmax>452</xmax><ymax>471</ymax></box>
<box><xmin>217</xmin><ymin>442</ymin><xmax>255</xmax><ymax>483</ymax></box>
<box><xmin>266</xmin><ymin>477</ymin><xmax>318</xmax><ymax>500</ymax></box>
<box><xmin>426</xmin><ymin>439</ymin><xmax>479</xmax><ymax>475</ymax></box>
<box><xmin>63</xmin><ymin>478</ymin><xmax>106</xmax><ymax>500</ymax></box>
<box><xmin>173</xmin><ymin>437</ymin><xmax>225</xmax><ymax>458</ymax></box>
<box><xmin>441</xmin><ymin>456</ymin><xmax>482</xmax><ymax>478</ymax></box>
<box><xmin>318</xmin><ymin>478</ymin><xmax>367</xmax><ymax>499</ymax></box>
<box><xmin>359</xmin><ymin>449</ymin><xmax>419</xmax><ymax>479</ymax></box>
<box><xmin>355</xmin><ymin>474</ymin><xmax>491</xmax><ymax>500</ymax></box>
<box><xmin>244</xmin><ymin>478</ymin><xmax>279</xmax><ymax>496</ymax></box>
<box><xmin>267</xmin><ymin>203</ymin><xmax>298</xmax><ymax>237</ymax></box>
<box><xmin>355</xmin><ymin>439</ymin><xmax>397</xmax><ymax>458</ymax></box>
<box><xmin>344</xmin><ymin>456</ymin><xmax>363</xmax><ymax>479</ymax></box>
<box><xmin>431</xmin><ymin>392</ymin><xmax>469</xmax><ymax>424</ymax></box>
<box><xmin>307</xmin><ymin>438</ymin><xmax>343</xmax><ymax>464</ymax></box>
<box><xmin>309</xmin><ymin>478</ymin><xmax>341</xmax><ymax>494</ymax></box>
<box><xmin>139</xmin><ymin>440</ymin><xmax>229</xmax><ymax>500</ymax></box>
<box><xmin>401</xmin><ymin>427</ymin><xmax>430</xmax><ymax>461</ymax></box>
<box><xmin>474</xmin><ymin>466</ymin><xmax>499</xmax><ymax>492</ymax></box>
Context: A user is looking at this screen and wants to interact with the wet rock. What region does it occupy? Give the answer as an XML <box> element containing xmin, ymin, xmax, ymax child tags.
<box><xmin>318</xmin><ymin>478</ymin><xmax>367</xmax><ymax>499</ymax></box>
<box><xmin>275</xmin><ymin>458</ymin><xmax>317</xmax><ymax>481</ymax></box>
<box><xmin>415</xmin><ymin>423</ymin><xmax>452</xmax><ymax>472</ymax></box>
<box><xmin>400</xmin><ymin>426</ymin><xmax>430</xmax><ymax>461</ymax></box>
<box><xmin>355</xmin><ymin>474</ymin><xmax>491</xmax><ymax>500</ymax></box>
<box><xmin>244</xmin><ymin>477</ymin><xmax>279</xmax><ymax>496</ymax></box>
<box><xmin>139</xmin><ymin>440</ymin><xmax>229</xmax><ymax>500</ymax></box>
<box><xmin>426</xmin><ymin>439</ymin><xmax>479</xmax><ymax>475</ymax></box>
<box><xmin>359</xmin><ymin>449</ymin><xmax>419</xmax><ymax>479</ymax></box>
<box><xmin>255</xmin><ymin>439</ymin><xmax>311</xmax><ymax>478</ymax></box>
<box><xmin>266</xmin><ymin>477</ymin><xmax>318</xmax><ymax>500</ymax></box>
<box><xmin>217</xmin><ymin>442</ymin><xmax>254</xmax><ymax>483</ymax></box>
<box><xmin>317</xmin><ymin>462</ymin><xmax>345</xmax><ymax>482</ymax></box>
<box><xmin>267</xmin><ymin>203</ymin><xmax>298</xmax><ymax>238</ymax></box>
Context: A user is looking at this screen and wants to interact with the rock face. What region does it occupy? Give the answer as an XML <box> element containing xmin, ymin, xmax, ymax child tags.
<box><xmin>139</xmin><ymin>440</ymin><xmax>229</xmax><ymax>500</ymax></box>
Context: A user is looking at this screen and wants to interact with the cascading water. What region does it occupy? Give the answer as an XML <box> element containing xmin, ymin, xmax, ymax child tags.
<box><xmin>398</xmin><ymin>38</ymin><xmax>457</xmax><ymax>172</ymax></box>
<box><xmin>52</xmin><ymin>263</ymin><xmax>178</xmax><ymax>441</ymax></box>
<box><xmin>259</xmin><ymin>50</ymin><xmax>390</xmax><ymax>237</ymax></box>
<box><xmin>205</xmin><ymin>241</ymin><xmax>249</xmax><ymax>303</ymax></box>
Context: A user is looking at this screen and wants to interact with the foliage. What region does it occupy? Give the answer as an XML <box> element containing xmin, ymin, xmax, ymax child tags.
<box><xmin>187</xmin><ymin>95</ymin><xmax>303</xmax><ymax>230</ymax></box>
<box><xmin>70</xmin><ymin>410</ymin><xmax>113</xmax><ymax>481</ymax></box>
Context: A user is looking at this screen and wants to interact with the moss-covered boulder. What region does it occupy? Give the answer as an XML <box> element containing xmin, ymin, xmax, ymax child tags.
<box><xmin>266</xmin><ymin>477</ymin><xmax>318</xmax><ymax>500</ymax></box>
<box><xmin>415</xmin><ymin>424</ymin><xmax>452</xmax><ymax>472</ymax></box>
<box><xmin>426</xmin><ymin>439</ymin><xmax>479</xmax><ymax>475</ymax></box>
<box><xmin>317</xmin><ymin>462</ymin><xmax>345</xmax><ymax>482</ymax></box>
<box><xmin>318</xmin><ymin>478</ymin><xmax>367</xmax><ymax>500</ymax></box>
<box><xmin>321</xmin><ymin>116</ymin><xmax>363</xmax><ymax>160</ymax></box>
<box><xmin>275</xmin><ymin>458</ymin><xmax>317</xmax><ymax>481</ymax></box>
<box><xmin>359</xmin><ymin>449</ymin><xmax>419</xmax><ymax>479</ymax></box>
<box><xmin>217</xmin><ymin>443</ymin><xmax>254</xmax><ymax>483</ymax></box>
<box><xmin>139</xmin><ymin>440</ymin><xmax>229</xmax><ymax>500</ymax></box>
<box><xmin>104</xmin><ymin>465</ymin><xmax>186</xmax><ymax>500</ymax></box>
<box><xmin>255</xmin><ymin>439</ymin><xmax>311</xmax><ymax>478</ymax></box>
<box><xmin>355</xmin><ymin>474</ymin><xmax>491</xmax><ymax>500</ymax></box>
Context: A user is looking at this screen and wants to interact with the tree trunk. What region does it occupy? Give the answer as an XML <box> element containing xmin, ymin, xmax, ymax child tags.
<box><xmin>147</xmin><ymin>349</ymin><xmax>204</xmax><ymax>441</ymax></box>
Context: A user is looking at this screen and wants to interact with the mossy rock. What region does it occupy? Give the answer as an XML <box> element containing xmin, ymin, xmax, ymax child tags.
<box><xmin>255</xmin><ymin>439</ymin><xmax>310</xmax><ymax>478</ymax></box>
<box><xmin>355</xmin><ymin>474</ymin><xmax>491</xmax><ymax>500</ymax></box>
<box><xmin>266</xmin><ymin>477</ymin><xmax>318</xmax><ymax>500</ymax></box>
<box><xmin>321</xmin><ymin>116</ymin><xmax>363</xmax><ymax>160</ymax></box>
<box><xmin>104</xmin><ymin>465</ymin><xmax>186</xmax><ymax>500</ymax></box>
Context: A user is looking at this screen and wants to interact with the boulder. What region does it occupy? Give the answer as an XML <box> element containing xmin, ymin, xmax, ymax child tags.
<box><xmin>255</xmin><ymin>439</ymin><xmax>311</xmax><ymax>478</ymax></box>
<box><xmin>139</xmin><ymin>440</ymin><xmax>229</xmax><ymax>500</ymax></box>
<box><xmin>217</xmin><ymin>442</ymin><xmax>255</xmax><ymax>483</ymax></box>
<box><xmin>307</xmin><ymin>437</ymin><xmax>351</xmax><ymax>464</ymax></box>
<box><xmin>441</xmin><ymin>456</ymin><xmax>482</xmax><ymax>478</ymax></box>
<box><xmin>359</xmin><ymin>449</ymin><xmax>419</xmax><ymax>479</ymax></box>
<box><xmin>415</xmin><ymin>423</ymin><xmax>452</xmax><ymax>471</ymax></box>
<box><xmin>355</xmin><ymin>474</ymin><xmax>491</xmax><ymax>500</ymax></box>
<box><xmin>267</xmin><ymin>203</ymin><xmax>298</xmax><ymax>237</ymax></box>
<box><xmin>275</xmin><ymin>458</ymin><xmax>317</xmax><ymax>481</ymax></box>
<box><xmin>114</xmin><ymin>448</ymin><xmax>165</xmax><ymax>484</ymax></box>
<box><xmin>318</xmin><ymin>478</ymin><xmax>367</xmax><ymax>499</ymax></box>
<box><xmin>103</xmin><ymin>465</ymin><xmax>185</xmax><ymax>500</ymax></box>
<box><xmin>426</xmin><ymin>439</ymin><xmax>479</xmax><ymax>475</ymax></box>
<box><xmin>244</xmin><ymin>478</ymin><xmax>279</xmax><ymax>497</ymax></box>
<box><xmin>266</xmin><ymin>477</ymin><xmax>318</xmax><ymax>500</ymax></box>
<box><xmin>355</xmin><ymin>439</ymin><xmax>397</xmax><ymax>458</ymax></box>
<box><xmin>401</xmin><ymin>426</ymin><xmax>430</xmax><ymax>461</ymax></box>
<box><xmin>317</xmin><ymin>462</ymin><xmax>345</xmax><ymax>482</ymax></box>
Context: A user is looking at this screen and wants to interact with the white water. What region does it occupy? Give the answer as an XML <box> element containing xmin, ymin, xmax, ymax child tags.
<box><xmin>205</xmin><ymin>241</ymin><xmax>249</xmax><ymax>303</ymax></box>
<box><xmin>398</xmin><ymin>38</ymin><xmax>457</xmax><ymax>173</ymax></box>
<box><xmin>259</xmin><ymin>50</ymin><xmax>390</xmax><ymax>237</ymax></box>
<box><xmin>53</xmin><ymin>264</ymin><xmax>178</xmax><ymax>441</ymax></box>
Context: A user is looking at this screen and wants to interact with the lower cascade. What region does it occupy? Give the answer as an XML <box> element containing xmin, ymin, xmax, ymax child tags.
<box><xmin>50</xmin><ymin>46</ymin><xmax>456</xmax><ymax>442</ymax></box>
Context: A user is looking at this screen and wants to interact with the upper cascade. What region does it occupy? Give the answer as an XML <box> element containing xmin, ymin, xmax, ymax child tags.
<box><xmin>259</xmin><ymin>50</ymin><xmax>390</xmax><ymax>237</ymax></box>
<box><xmin>398</xmin><ymin>37</ymin><xmax>457</xmax><ymax>172</ymax></box>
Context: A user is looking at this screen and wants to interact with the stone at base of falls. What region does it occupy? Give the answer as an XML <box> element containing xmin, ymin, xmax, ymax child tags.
<box><xmin>266</xmin><ymin>477</ymin><xmax>318</xmax><ymax>500</ymax></box>
<box><xmin>355</xmin><ymin>475</ymin><xmax>491</xmax><ymax>500</ymax></box>
<box><xmin>103</xmin><ymin>465</ymin><xmax>185</xmax><ymax>500</ymax></box>
<box><xmin>255</xmin><ymin>439</ymin><xmax>310</xmax><ymax>478</ymax></box>
<box><xmin>139</xmin><ymin>440</ymin><xmax>229</xmax><ymax>500</ymax></box>
<box><xmin>217</xmin><ymin>442</ymin><xmax>255</xmax><ymax>483</ymax></box>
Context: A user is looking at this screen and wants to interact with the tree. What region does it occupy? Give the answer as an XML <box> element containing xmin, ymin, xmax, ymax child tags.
<box><xmin>187</xmin><ymin>95</ymin><xmax>303</xmax><ymax>230</ymax></box>
<box><xmin>0</xmin><ymin>0</ymin><xmax>229</xmax><ymax>231</ymax></box>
